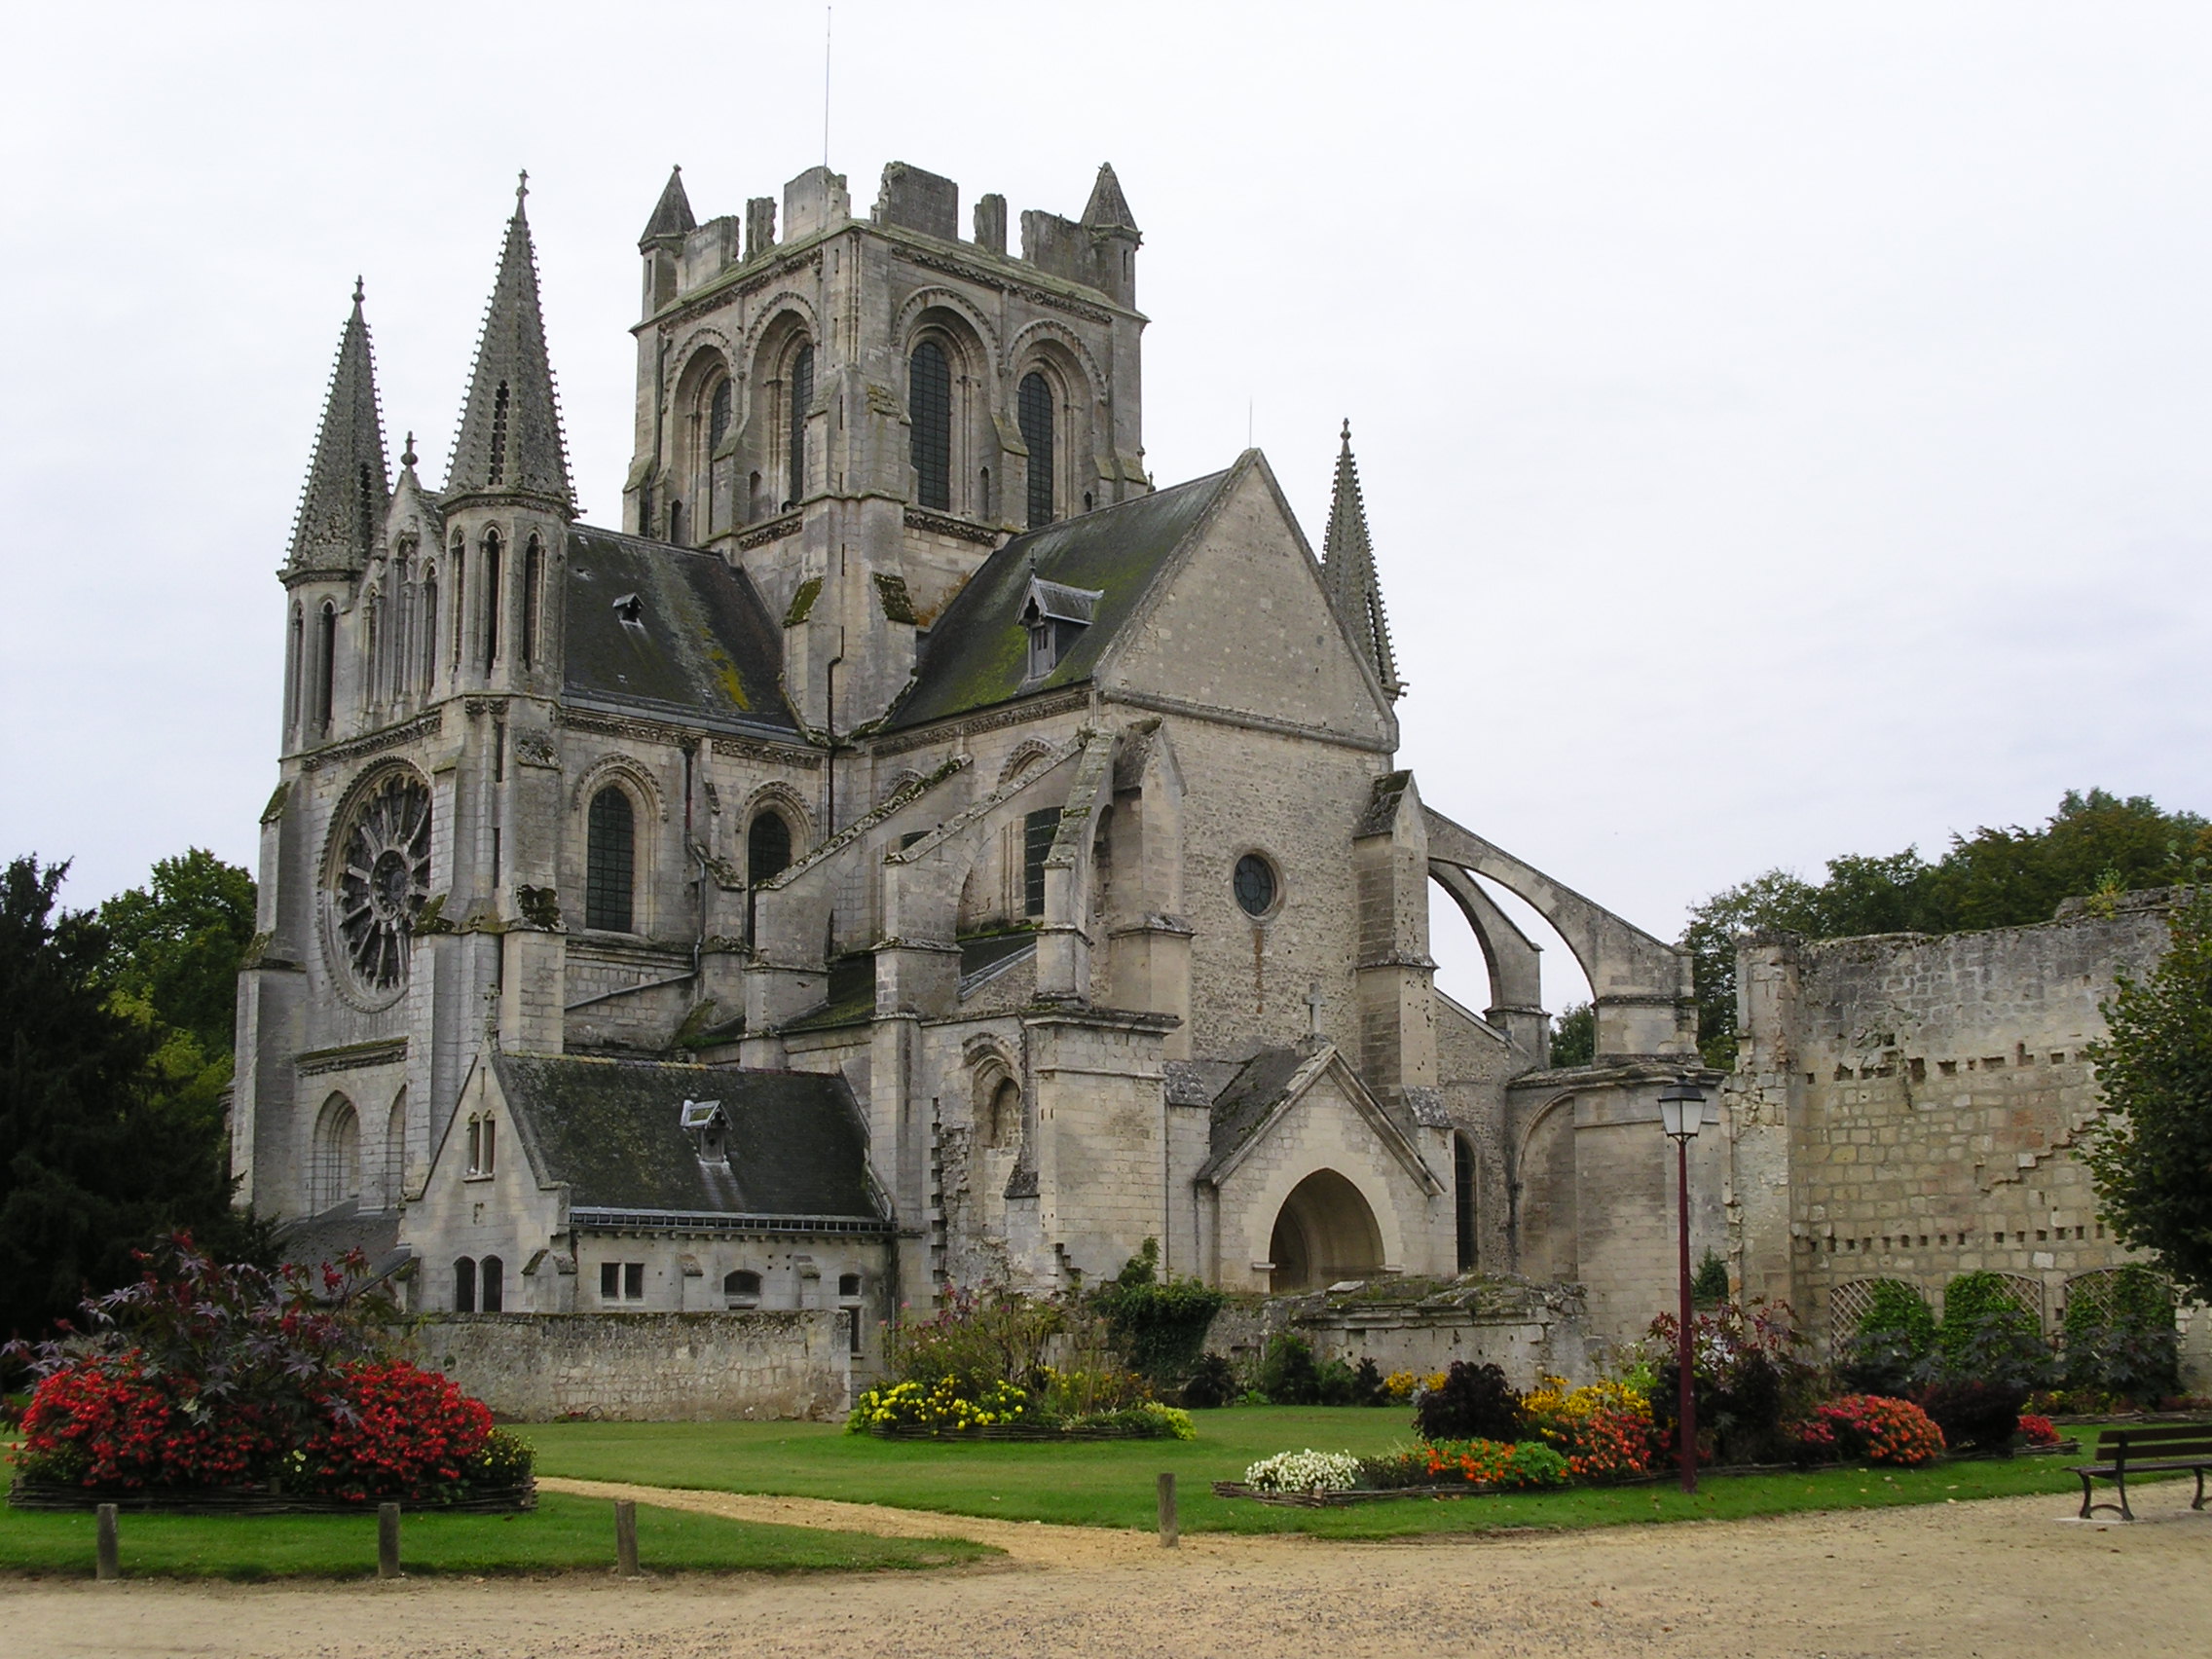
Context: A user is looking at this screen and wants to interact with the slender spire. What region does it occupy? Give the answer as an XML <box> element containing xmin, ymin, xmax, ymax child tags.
<box><xmin>287</xmin><ymin>280</ymin><xmax>390</xmax><ymax>570</ymax></box>
<box><xmin>639</xmin><ymin>164</ymin><xmax>696</xmax><ymax>248</ymax></box>
<box><xmin>445</xmin><ymin>175</ymin><xmax>573</xmax><ymax>511</ymax></box>
<box><xmin>1080</xmin><ymin>162</ymin><xmax>1139</xmax><ymax>235</ymax></box>
<box><xmin>1320</xmin><ymin>420</ymin><xmax>1403</xmax><ymax>701</ymax></box>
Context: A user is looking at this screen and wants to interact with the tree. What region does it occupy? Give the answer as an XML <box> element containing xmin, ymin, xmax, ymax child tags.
<box><xmin>0</xmin><ymin>856</ymin><xmax>265</xmax><ymax>1344</ymax></box>
<box><xmin>95</xmin><ymin>849</ymin><xmax>257</xmax><ymax>1131</ymax></box>
<box><xmin>1547</xmin><ymin>1002</ymin><xmax>1595</xmax><ymax>1067</ymax></box>
<box><xmin>2082</xmin><ymin>885</ymin><xmax>2212</xmax><ymax>1306</ymax></box>
<box><xmin>1683</xmin><ymin>792</ymin><xmax>2208</xmax><ymax>1067</ymax></box>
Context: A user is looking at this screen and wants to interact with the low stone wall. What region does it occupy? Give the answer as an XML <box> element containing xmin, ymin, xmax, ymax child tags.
<box><xmin>409</xmin><ymin>1310</ymin><xmax>852</xmax><ymax>1422</ymax></box>
<box><xmin>1204</xmin><ymin>1275</ymin><xmax>1597</xmax><ymax>1390</ymax></box>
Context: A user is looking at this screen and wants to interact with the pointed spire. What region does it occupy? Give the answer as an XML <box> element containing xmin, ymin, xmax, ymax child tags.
<box><xmin>1080</xmin><ymin>162</ymin><xmax>1139</xmax><ymax>235</ymax></box>
<box><xmin>445</xmin><ymin>177</ymin><xmax>573</xmax><ymax>511</ymax></box>
<box><xmin>1320</xmin><ymin>421</ymin><xmax>1403</xmax><ymax>701</ymax></box>
<box><xmin>639</xmin><ymin>164</ymin><xmax>696</xmax><ymax>248</ymax></box>
<box><xmin>287</xmin><ymin>280</ymin><xmax>390</xmax><ymax>570</ymax></box>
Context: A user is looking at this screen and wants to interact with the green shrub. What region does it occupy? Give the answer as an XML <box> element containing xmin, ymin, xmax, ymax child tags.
<box><xmin>1840</xmin><ymin>1281</ymin><xmax>1936</xmax><ymax>1396</ymax></box>
<box><xmin>1351</xmin><ymin>1356</ymin><xmax>1388</xmax><ymax>1406</ymax></box>
<box><xmin>1937</xmin><ymin>1272</ymin><xmax>2052</xmax><ymax>1391</ymax></box>
<box><xmin>1691</xmin><ymin>1250</ymin><xmax>1731</xmax><ymax>1306</ymax></box>
<box><xmin>2060</xmin><ymin>1268</ymin><xmax>2181</xmax><ymax>1404</ymax></box>
<box><xmin>885</xmin><ymin>1286</ymin><xmax>1066</xmax><ymax>1393</ymax></box>
<box><xmin>1257</xmin><ymin>1335</ymin><xmax>1321</xmax><ymax>1405</ymax></box>
<box><xmin>1091</xmin><ymin>1239</ymin><xmax>1228</xmax><ymax>1387</ymax></box>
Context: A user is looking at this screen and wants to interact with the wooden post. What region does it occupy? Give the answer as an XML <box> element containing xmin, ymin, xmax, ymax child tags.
<box><xmin>614</xmin><ymin>1499</ymin><xmax>640</xmax><ymax>1577</ymax></box>
<box><xmin>1157</xmin><ymin>1472</ymin><xmax>1178</xmax><ymax>1548</ymax></box>
<box><xmin>94</xmin><ymin>1503</ymin><xmax>119</xmax><ymax>1582</ymax></box>
<box><xmin>377</xmin><ymin>1502</ymin><xmax>401</xmax><ymax>1579</ymax></box>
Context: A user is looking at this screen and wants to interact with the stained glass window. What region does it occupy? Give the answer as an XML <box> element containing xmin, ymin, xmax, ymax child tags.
<box><xmin>787</xmin><ymin>343</ymin><xmax>814</xmax><ymax>508</ymax></box>
<box><xmin>1018</xmin><ymin>372</ymin><xmax>1054</xmax><ymax>529</ymax></box>
<box><xmin>1234</xmin><ymin>853</ymin><xmax>1277</xmax><ymax>917</ymax></box>
<box><xmin>909</xmin><ymin>341</ymin><xmax>951</xmax><ymax>509</ymax></box>
<box><xmin>586</xmin><ymin>787</ymin><xmax>636</xmax><ymax>932</ymax></box>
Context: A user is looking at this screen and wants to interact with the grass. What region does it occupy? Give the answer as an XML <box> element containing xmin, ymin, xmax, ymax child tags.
<box><xmin>0</xmin><ymin>1491</ymin><xmax>996</xmax><ymax>1580</ymax></box>
<box><xmin>527</xmin><ymin>1407</ymin><xmax>2153</xmax><ymax>1539</ymax></box>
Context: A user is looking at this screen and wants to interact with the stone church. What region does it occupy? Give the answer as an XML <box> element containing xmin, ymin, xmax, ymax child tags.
<box><xmin>236</xmin><ymin>157</ymin><xmax>1721</xmax><ymax>1363</ymax></box>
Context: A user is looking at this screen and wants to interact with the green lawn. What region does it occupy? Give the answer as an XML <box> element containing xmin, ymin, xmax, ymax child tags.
<box><xmin>0</xmin><ymin>1491</ymin><xmax>995</xmax><ymax>1580</ymax></box>
<box><xmin>529</xmin><ymin>1407</ymin><xmax>2139</xmax><ymax>1539</ymax></box>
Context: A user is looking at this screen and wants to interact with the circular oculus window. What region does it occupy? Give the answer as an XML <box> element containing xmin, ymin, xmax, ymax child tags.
<box><xmin>1233</xmin><ymin>852</ymin><xmax>1278</xmax><ymax>918</ymax></box>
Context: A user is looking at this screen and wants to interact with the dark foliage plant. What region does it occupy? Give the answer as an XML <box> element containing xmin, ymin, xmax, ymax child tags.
<box><xmin>2060</xmin><ymin>1267</ymin><xmax>2181</xmax><ymax>1404</ymax></box>
<box><xmin>1413</xmin><ymin>1360</ymin><xmax>1524</xmax><ymax>1444</ymax></box>
<box><xmin>1648</xmin><ymin>1299</ymin><xmax>1819</xmax><ymax>1466</ymax></box>
<box><xmin>1936</xmin><ymin>1272</ymin><xmax>2053</xmax><ymax>1394</ymax></box>
<box><xmin>1912</xmin><ymin>1379</ymin><xmax>2026</xmax><ymax>1455</ymax></box>
<box><xmin>1179</xmin><ymin>1351</ymin><xmax>1236</xmax><ymax>1409</ymax></box>
<box><xmin>1257</xmin><ymin>1334</ymin><xmax>1321</xmax><ymax>1406</ymax></box>
<box><xmin>1352</xmin><ymin>1355</ymin><xmax>1388</xmax><ymax>1406</ymax></box>
<box><xmin>1839</xmin><ymin>1280</ymin><xmax>1937</xmax><ymax>1397</ymax></box>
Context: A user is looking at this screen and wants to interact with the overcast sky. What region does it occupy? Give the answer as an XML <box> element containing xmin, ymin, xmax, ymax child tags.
<box><xmin>3</xmin><ymin>2</ymin><xmax>2207</xmax><ymax>1012</ymax></box>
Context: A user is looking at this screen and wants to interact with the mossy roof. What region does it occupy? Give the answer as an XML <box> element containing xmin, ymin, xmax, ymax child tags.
<box><xmin>883</xmin><ymin>467</ymin><xmax>1235</xmax><ymax>731</ymax></box>
<box><xmin>562</xmin><ymin>528</ymin><xmax>799</xmax><ymax>737</ymax></box>
<box><xmin>494</xmin><ymin>1054</ymin><xmax>881</xmax><ymax>1220</ymax></box>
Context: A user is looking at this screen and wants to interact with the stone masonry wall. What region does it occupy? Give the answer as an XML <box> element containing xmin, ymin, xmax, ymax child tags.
<box><xmin>409</xmin><ymin>1310</ymin><xmax>852</xmax><ymax>1421</ymax></box>
<box><xmin>1728</xmin><ymin>902</ymin><xmax>2211</xmax><ymax>1383</ymax></box>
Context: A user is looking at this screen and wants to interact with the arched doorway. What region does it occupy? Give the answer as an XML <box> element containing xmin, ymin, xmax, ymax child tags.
<box><xmin>1268</xmin><ymin>1169</ymin><xmax>1384</xmax><ymax>1294</ymax></box>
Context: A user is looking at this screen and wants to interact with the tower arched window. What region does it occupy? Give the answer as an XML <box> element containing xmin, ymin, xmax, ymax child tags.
<box><xmin>786</xmin><ymin>343</ymin><xmax>814</xmax><ymax>509</ymax></box>
<box><xmin>1018</xmin><ymin>372</ymin><xmax>1054</xmax><ymax>529</ymax></box>
<box><xmin>908</xmin><ymin>340</ymin><xmax>951</xmax><ymax>511</ymax></box>
<box><xmin>521</xmin><ymin>537</ymin><xmax>543</xmax><ymax>668</ymax></box>
<box><xmin>315</xmin><ymin>602</ymin><xmax>338</xmax><ymax>735</ymax></box>
<box><xmin>480</xmin><ymin>530</ymin><xmax>502</xmax><ymax>671</ymax></box>
<box><xmin>586</xmin><ymin>786</ymin><xmax>637</xmax><ymax>933</ymax></box>
<box><xmin>285</xmin><ymin>604</ymin><xmax>304</xmax><ymax>738</ymax></box>
<box><xmin>454</xmin><ymin>1256</ymin><xmax>477</xmax><ymax>1313</ymax></box>
<box><xmin>478</xmin><ymin>1255</ymin><xmax>504</xmax><ymax>1312</ymax></box>
<box><xmin>667</xmin><ymin>498</ymin><xmax>683</xmax><ymax>547</ymax></box>
<box><xmin>449</xmin><ymin>534</ymin><xmax>466</xmax><ymax>668</ymax></box>
<box><xmin>362</xmin><ymin>588</ymin><xmax>381</xmax><ymax>708</ymax></box>
<box><xmin>707</xmin><ymin>377</ymin><xmax>734</xmax><ymax>534</ymax></box>
<box><xmin>419</xmin><ymin>568</ymin><xmax>439</xmax><ymax>693</ymax></box>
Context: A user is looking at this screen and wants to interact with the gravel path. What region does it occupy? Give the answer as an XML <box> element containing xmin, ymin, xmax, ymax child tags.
<box><xmin>5</xmin><ymin>1486</ymin><xmax>2206</xmax><ymax>1658</ymax></box>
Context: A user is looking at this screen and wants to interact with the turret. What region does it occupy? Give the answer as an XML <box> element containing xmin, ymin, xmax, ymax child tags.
<box><xmin>281</xmin><ymin>279</ymin><xmax>389</xmax><ymax>752</ymax></box>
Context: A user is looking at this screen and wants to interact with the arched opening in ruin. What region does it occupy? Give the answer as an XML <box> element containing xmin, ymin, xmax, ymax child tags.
<box><xmin>1268</xmin><ymin>1169</ymin><xmax>1384</xmax><ymax>1294</ymax></box>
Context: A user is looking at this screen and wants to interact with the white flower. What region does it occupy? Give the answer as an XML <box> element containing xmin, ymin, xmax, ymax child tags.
<box><xmin>1243</xmin><ymin>1449</ymin><xmax>1362</xmax><ymax>1493</ymax></box>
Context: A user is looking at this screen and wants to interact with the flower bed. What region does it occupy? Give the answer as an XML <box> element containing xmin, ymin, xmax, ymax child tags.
<box><xmin>3</xmin><ymin>1235</ymin><xmax>533</xmax><ymax>1514</ymax></box>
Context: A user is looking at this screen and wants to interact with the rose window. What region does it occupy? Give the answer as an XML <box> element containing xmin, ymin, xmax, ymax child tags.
<box><xmin>332</xmin><ymin>772</ymin><xmax>431</xmax><ymax>993</ymax></box>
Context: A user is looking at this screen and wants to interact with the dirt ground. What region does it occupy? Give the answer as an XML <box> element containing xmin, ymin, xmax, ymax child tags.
<box><xmin>6</xmin><ymin>1479</ymin><xmax>2208</xmax><ymax>1659</ymax></box>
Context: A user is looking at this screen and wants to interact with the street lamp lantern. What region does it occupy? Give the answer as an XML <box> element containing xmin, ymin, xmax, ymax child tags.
<box><xmin>1657</xmin><ymin>1077</ymin><xmax>1709</xmax><ymax>1494</ymax></box>
<box><xmin>1658</xmin><ymin>1080</ymin><xmax>1708</xmax><ymax>1142</ymax></box>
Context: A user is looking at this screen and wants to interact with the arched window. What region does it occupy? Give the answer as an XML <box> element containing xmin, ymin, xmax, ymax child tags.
<box><xmin>419</xmin><ymin>568</ymin><xmax>439</xmax><ymax>693</ymax></box>
<box><xmin>521</xmin><ymin>537</ymin><xmax>542</xmax><ymax>668</ymax></box>
<box><xmin>747</xmin><ymin>811</ymin><xmax>793</xmax><ymax>886</ymax></box>
<box><xmin>723</xmin><ymin>1269</ymin><xmax>762</xmax><ymax>1308</ymax></box>
<box><xmin>449</xmin><ymin>534</ymin><xmax>466</xmax><ymax>668</ymax></box>
<box><xmin>786</xmin><ymin>343</ymin><xmax>814</xmax><ymax>509</ymax></box>
<box><xmin>381</xmin><ymin>1091</ymin><xmax>406</xmax><ymax>1209</ymax></box>
<box><xmin>315</xmin><ymin>602</ymin><xmax>338</xmax><ymax>735</ymax></box>
<box><xmin>480</xmin><ymin>530</ymin><xmax>502</xmax><ymax>670</ymax></box>
<box><xmin>667</xmin><ymin>498</ymin><xmax>683</xmax><ymax>547</ymax></box>
<box><xmin>285</xmin><ymin>604</ymin><xmax>304</xmax><ymax>738</ymax></box>
<box><xmin>706</xmin><ymin>377</ymin><xmax>733</xmax><ymax>535</ymax></box>
<box><xmin>1454</xmin><ymin>1134</ymin><xmax>1478</xmax><ymax>1272</ymax></box>
<box><xmin>312</xmin><ymin>1096</ymin><xmax>361</xmax><ymax>1211</ymax></box>
<box><xmin>708</xmin><ymin>378</ymin><xmax>733</xmax><ymax>455</ymax></box>
<box><xmin>908</xmin><ymin>340</ymin><xmax>951</xmax><ymax>510</ymax></box>
<box><xmin>586</xmin><ymin>786</ymin><xmax>637</xmax><ymax>933</ymax></box>
<box><xmin>987</xmin><ymin>1078</ymin><xmax>1021</xmax><ymax>1150</ymax></box>
<box><xmin>361</xmin><ymin>588</ymin><xmax>381</xmax><ymax>708</ymax></box>
<box><xmin>454</xmin><ymin>1256</ymin><xmax>477</xmax><ymax>1313</ymax></box>
<box><xmin>1018</xmin><ymin>372</ymin><xmax>1054</xmax><ymax>529</ymax></box>
<box><xmin>465</xmin><ymin>1113</ymin><xmax>497</xmax><ymax>1176</ymax></box>
<box><xmin>478</xmin><ymin>1255</ymin><xmax>504</xmax><ymax>1313</ymax></box>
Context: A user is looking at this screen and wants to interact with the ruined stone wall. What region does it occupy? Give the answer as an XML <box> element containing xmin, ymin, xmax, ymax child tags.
<box><xmin>1203</xmin><ymin>1278</ymin><xmax>1596</xmax><ymax>1391</ymax></box>
<box><xmin>408</xmin><ymin>1310</ymin><xmax>852</xmax><ymax>1421</ymax></box>
<box><xmin>1728</xmin><ymin>901</ymin><xmax>2209</xmax><ymax>1382</ymax></box>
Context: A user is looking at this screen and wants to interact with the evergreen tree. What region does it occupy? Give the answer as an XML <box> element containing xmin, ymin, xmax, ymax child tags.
<box><xmin>0</xmin><ymin>856</ymin><xmax>263</xmax><ymax>1343</ymax></box>
<box><xmin>2082</xmin><ymin>886</ymin><xmax>2212</xmax><ymax>1305</ymax></box>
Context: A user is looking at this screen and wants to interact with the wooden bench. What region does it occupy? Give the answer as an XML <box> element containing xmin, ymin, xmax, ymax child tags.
<box><xmin>2072</xmin><ymin>1423</ymin><xmax>2212</xmax><ymax>1521</ymax></box>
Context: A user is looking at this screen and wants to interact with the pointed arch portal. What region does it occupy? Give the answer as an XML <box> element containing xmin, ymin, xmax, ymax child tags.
<box><xmin>1268</xmin><ymin>1169</ymin><xmax>1383</xmax><ymax>1294</ymax></box>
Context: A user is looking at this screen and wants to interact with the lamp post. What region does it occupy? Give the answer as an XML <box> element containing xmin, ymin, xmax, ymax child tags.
<box><xmin>1658</xmin><ymin>1079</ymin><xmax>1709</xmax><ymax>1495</ymax></box>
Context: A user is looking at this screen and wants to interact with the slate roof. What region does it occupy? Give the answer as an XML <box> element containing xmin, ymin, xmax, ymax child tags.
<box><xmin>1196</xmin><ymin>1043</ymin><xmax>1430</xmax><ymax>1184</ymax></box>
<box><xmin>494</xmin><ymin>1055</ymin><xmax>884</xmax><ymax>1222</ymax></box>
<box><xmin>884</xmin><ymin>465</ymin><xmax>1235</xmax><ymax>731</ymax></box>
<box><xmin>276</xmin><ymin>1202</ymin><xmax>401</xmax><ymax>1275</ymax></box>
<box><xmin>562</xmin><ymin>529</ymin><xmax>800</xmax><ymax>737</ymax></box>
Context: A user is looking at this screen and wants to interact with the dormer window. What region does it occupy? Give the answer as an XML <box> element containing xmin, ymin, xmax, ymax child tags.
<box><xmin>1020</xmin><ymin>576</ymin><xmax>1102</xmax><ymax>682</ymax></box>
<box><xmin>612</xmin><ymin>592</ymin><xmax>644</xmax><ymax>626</ymax></box>
<box><xmin>681</xmin><ymin>1097</ymin><xmax>727</xmax><ymax>1161</ymax></box>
